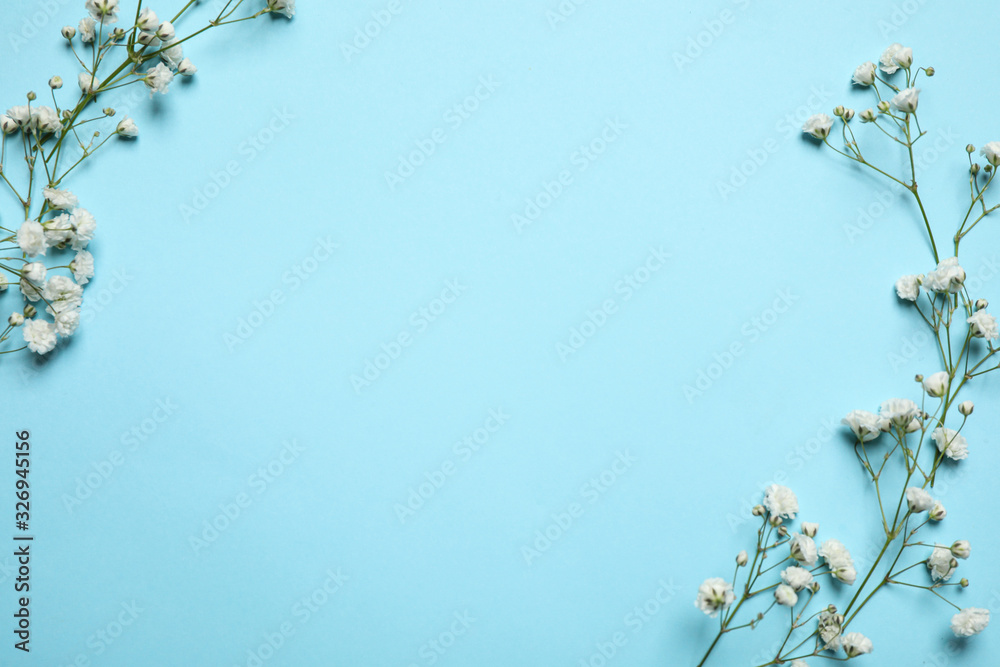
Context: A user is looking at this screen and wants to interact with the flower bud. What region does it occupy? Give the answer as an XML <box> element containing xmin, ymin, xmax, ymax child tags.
<box><xmin>914</xmin><ymin>374</ymin><xmax>924</xmax><ymax>382</ymax></box>
<box><xmin>987</xmin><ymin>164</ymin><xmax>995</xmax><ymax>173</ymax></box>
<box><xmin>736</xmin><ymin>550</ymin><xmax>748</xmax><ymax>567</ymax></box>
<box><xmin>752</xmin><ymin>505</ymin><xmax>765</xmax><ymax>517</ymax></box>
<box><xmin>958</xmin><ymin>400</ymin><xmax>974</xmax><ymax>416</ymax></box>
<box><xmin>860</xmin><ymin>108</ymin><xmax>877</xmax><ymax>123</ymax></box>
<box><xmin>961</xmin><ymin>578</ymin><xmax>969</xmax><ymax>588</ymax></box>
<box><xmin>833</xmin><ymin>105</ymin><xmax>845</xmax><ymax>117</ymax></box>
<box><xmin>0</xmin><ymin>115</ymin><xmax>16</xmax><ymax>134</ymax></box>
<box><xmin>61</xmin><ymin>25</ymin><xmax>76</xmax><ymax>39</ymax></box>
<box><xmin>802</xmin><ymin>522</ymin><xmax>819</xmax><ymax>538</ymax></box>
<box><xmin>877</xmin><ymin>100</ymin><xmax>891</xmax><ymax>113</ymax></box>
<box><xmin>8</xmin><ymin>312</ymin><xmax>24</xmax><ymax>327</ymax></box>
<box><xmin>137</xmin><ymin>31</ymin><xmax>159</xmax><ymax>46</ymax></box>
<box><xmin>842</xmin><ymin>108</ymin><xmax>855</xmax><ymax>121</ymax></box>
<box><xmin>103</xmin><ymin>107</ymin><xmax>115</xmax><ymax>117</ymax></box>
<box><xmin>808</xmin><ymin>581</ymin><xmax>820</xmax><ymax>593</ymax></box>
<box><xmin>975</xmin><ymin>298</ymin><xmax>988</xmax><ymax>311</ymax></box>
<box><xmin>177</xmin><ymin>58</ymin><xmax>197</xmax><ymax>76</ymax></box>
<box><xmin>49</xmin><ymin>76</ymin><xmax>63</xmax><ymax>89</ymax></box>
<box><xmin>23</xmin><ymin>305</ymin><xmax>36</xmax><ymax>318</ymax></box>
<box><xmin>26</xmin><ymin>91</ymin><xmax>37</xmax><ymax>101</ymax></box>
<box><xmin>929</xmin><ymin>501</ymin><xmax>947</xmax><ymax>521</ymax></box>
<box><xmin>769</xmin><ymin>515</ymin><xmax>783</xmax><ymax>527</ymax></box>
<box><xmin>967</xmin><ymin>144</ymin><xmax>977</xmax><ymax>154</ymax></box>
<box><xmin>156</xmin><ymin>21</ymin><xmax>176</xmax><ymax>42</ymax></box>
<box><xmin>951</xmin><ymin>540</ymin><xmax>971</xmax><ymax>559</ymax></box>
<box><xmin>925</xmin><ymin>67</ymin><xmax>935</xmax><ymax>76</ymax></box>
<box><xmin>116</xmin><ymin>117</ymin><xmax>138</xmax><ymax>138</ymax></box>
<box><xmin>112</xmin><ymin>27</ymin><xmax>125</xmax><ymax>41</ymax></box>
<box><xmin>777</xmin><ymin>525</ymin><xmax>788</xmax><ymax>537</ymax></box>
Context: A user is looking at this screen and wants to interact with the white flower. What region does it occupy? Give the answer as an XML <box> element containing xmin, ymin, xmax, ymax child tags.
<box><xmin>789</xmin><ymin>533</ymin><xmax>818</xmax><ymax>566</ymax></box>
<box><xmin>177</xmin><ymin>58</ymin><xmax>197</xmax><ymax>76</ymax></box>
<box><xmin>156</xmin><ymin>21</ymin><xmax>176</xmax><ymax>42</ymax></box>
<box><xmin>79</xmin><ymin>17</ymin><xmax>96</xmax><ymax>42</ymax></box>
<box><xmin>951</xmin><ymin>540</ymin><xmax>971</xmax><ymax>560</ymax></box>
<box><xmin>137</xmin><ymin>31</ymin><xmax>159</xmax><ymax>47</ymax></box>
<box><xmin>951</xmin><ymin>608</ymin><xmax>990</xmax><ymax>637</ymax></box>
<box><xmin>924</xmin><ymin>257</ymin><xmax>965</xmax><ymax>293</ymax></box>
<box><xmin>30</xmin><ymin>106</ymin><xmax>61</xmax><ymax>134</ymax></box>
<box><xmin>736</xmin><ymin>550</ymin><xmax>748</xmax><ymax>566</ymax></box>
<box><xmin>922</xmin><ymin>371</ymin><xmax>950</xmax><ymax>398</ymax></box>
<box><xmin>0</xmin><ymin>275</ymin><xmax>7</xmax><ymax>291</ymax></box>
<box><xmin>43</xmin><ymin>213</ymin><xmax>74</xmax><ymax>246</ymax></box>
<box><xmin>694</xmin><ymin>578</ymin><xmax>734</xmax><ymax>618</ymax></box>
<box><xmin>895</xmin><ymin>274</ymin><xmax>922</xmax><ymax>301</ymax></box>
<box><xmin>894</xmin><ymin>46</ymin><xmax>913</xmax><ymax>69</ymax></box>
<box><xmin>116</xmin><ymin>117</ymin><xmax>138</xmax><ymax>138</ymax></box>
<box><xmin>959</xmin><ymin>400</ymin><xmax>974</xmax><ymax>416</ymax></box>
<box><xmin>160</xmin><ymin>39</ymin><xmax>184</xmax><ymax>69</ymax></box>
<box><xmin>70</xmin><ymin>250</ymin><xmax>95</xmax><ymax>285</ymax></box>
<box><xmin>19</xmin><ymin>262</ymin><xmax>46</xmax><ymax>301</ymax></box>
<box><xmin>790</xmin><ymin>662</ymin><xmax>810</xmax><ymax>667</ymax></box>
<box><xmin>763</xmin><ymin>484</ymin><xmax>798</xmax><ymax>520</ymax></box>
<box><xmin>70</xmin><ymin>208</ymin><xmax>97</xmax><ymax>250</ymax></box>
<box><xmin>781</xmin><ymin>566</ymin><xmax>814</xmax><ymax>591</ymax></box>
<box><xmin>801</xmin><ymin>522</ymin><xmax>819</xmax><ymax>538</ymax></box>
<box><xmin>842</xmin><ymin>632</ymin><xmax>873</xmax><ymax>658</ymax></box>
<box><xmin>928</xmin><ymin>545</ymin><xmax>957</xmax><ymax>581</ymax></box>
<box><xmin>891</xmin><ymin>88</ymin><xmax>920</xmax><ymax>114</ymax></box>
<box><xmin>930</xmin><ymin>501</ymin><xmax>947</xmax><ymax>522</ymax></box>
<box><xmin>17</xmin><ymin>221</ymin><xmax>47</xmax><ymax>257</ymax></box>
<box><xmin>22</xmin><ymin>319</ymin><xmax>57</xmax><ymax>354</ymax></box>
<box><xmin>0</xmin><ymin>114</ymin><xmax>16</xmax><ymax>134</ymax></box>
<box><xmin>819</xmin><ymin>539</ymin><xmax>856</xmax><ymax>584</ymax></box>
<box><xmin>85</xmin><ymin>0</ymin><xmax>120</xmax><ymax>23</ymax></box>
<box><xmin>841</xmin><ymin>410</ymin><xmax>883</xmax><ymax>442</ymax></box>
<box><xmin>54</xmin><ymin>308</ymin><xmax>81</xmax><ymax>336</ymax></box>
<box><xmin>802</xmin><ymin>114</ymin><xmax>834</xmax><ymax>140</ymax></box>
<box><xmin>967</xmin><ymin>310</ymin><xmax>999</xmax><ymax>340</ymax></box>
<box><xmin>906</xmin><ymin>486</ymin><xmax>934</xmax><ymax>513</ymax></box>
<box><xmin>144</xmin><ymin>63</ymin><xmax>174</xmax><ymax>95</ymax></box>
<box><xmin>137</xmin><ymin>7</ymin><xmax>158</xmax><ymax>31</ymax></box>
<box><xmin>78</xmin><ymin>71</ymin><xmax>101</xmax><ymax>95</ymax></box>
<box><xmin>880</xmin><ymin>43</ymin><xmax>907</xmax><ymax>74</ymax></box>
<box><xmin>981</xmin><ymin>142</ymin><xmax>1000</xmax><ymax>167</ymax></box>
<box><xmin>774</xmin><ymin>584</ymin><xmax>798</xmax><ymax>607</ymax></box>
<box><xmin>879</xmin><ymin>398</ymin><xmax>919</xmax><ymax>428</ymax></box>
<box><xmin>852</xmin><ymin>62</ymin><xmax>876</xmax><ymax>86</ymax></box>
<box><xmin>8</xmin><ymin>312</ymin><xmax>23</xmax><ymax>327</ymax></box>
<box><xmin>43</xmin><ymin>187</ymin><xmax>78</xmax><ymax>210</ymax></box>
<box><xmin>43</xmin><ymin>275</ymin><xmax>84</xmax><ymax>314</ymax></box>
<box><xmin>818</xmin><ymin>610</ymin><xmax>843</xmax><ymax>650</ymax></box>
<box><xmin>267</xmin><ymin>0</ymin><xmax>296</xmax><ymax>18</ymax></box>
<box><xmin>932</xmin><ymin>427</ymin><xmax>969</xmax><ymax>461</ymax></box>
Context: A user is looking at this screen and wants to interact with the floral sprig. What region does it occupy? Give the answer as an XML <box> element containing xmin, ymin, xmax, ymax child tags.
<box><xmin>693</xmin><ymin>43</ymin><xmax>995</xmax><ymax>666</ymax></box>
<box><xmin>0</xmin><ymin>0</ymin><xmax>295</xmax><ymax>357</ymax></box>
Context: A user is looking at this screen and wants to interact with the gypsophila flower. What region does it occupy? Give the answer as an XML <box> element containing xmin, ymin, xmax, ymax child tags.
<box><xmin>70</xmin><ymin>250</ymin><xmax>95</xmax><ymax>285</ymax></box>
<box><xmin>42</xmin><ymin>187</ymin><xmax>79</xmax><ymax>210</ymax></box>
<box><xmin>790</xmin><ymin>662</ymin><xmax>810</xmax><ymax>667</ymax></box>
<box><xmin>137</xmin><ymin>31</ymin><xmax>159</xmax><ymax>47</ymax></box>
<box><xmin>951</xmin><ymin>608</ymin><xmax>990</xmax><ymax>637</ymax></box>
<box><xmin>8</xmin><ymin>312</ymin><xmax>23</xmax><ymax>327</ymax></box>
<box><xmin>22</xmin><ymin>319</ymin><xmax>57</xmax><ymax>354</ymax></box>
<box><xmin>30</xmin><ymin>106</ymin><xmax>61</xmax><ymax>134</ymax></box>
<box><xmin>817</xmin><ymin>610</ymin><xmax>844</xmax><ymax>650</ymax></box>
<box><xmin>841</xmin><ymin>410</ymin><xmax>883</xmax><ymax>442</ymax></box>
<box><xmin>177</xmin><ymin>58</ymin><xmax>197</xmax><ymax>76</ymax></box>
<box><xmin>774</xmin><ymin>584</ymin><xmax>798</xmax><ymax>607</ymax></box>
<box><xmin>0</xmin><ymin>275</ymin><xmax>7</xmax><ymax>291</ymax></box>
<box><xmin>930</xmin><ymin>501</ymin><xmax>947</xmax><ymax>522</ymax></box>
<box><xmin>895</xmin><ymin>274</ymin><xmax>922</xmax><ymax>301</ymax></box>
<box><xmin>69</xmin><ymin>208</ymin><xmax>96</xmax><ymax>250</ymax></box>
<box><xmin>144</xmin><ymin>62</ymin><xmax>174</xmax><ymax>96</ymax></box>
<box><xmin>801</xmin><ymin>522</ymin><xmax>818</xmax><ymax>537</ymax></box>
<box><xmin>267</xmin><ymin>0</ymin><xmax>296</xmax><ymax>18</ymax></box>
<box><xmin>781</xmin><ymin>566</ymin><xmax>814</xmax><ymax>591</ymax></box>
<box><xmin>819</xmin><ymin>539</ymin><xmax>857</xmax><ymax>584</ymax></box>
<box><xmin>17</xmin><ymin>221</ymin><xmax>47</xmax><ymax>257</ymax></box>
<box><xmin>891</xmin><ymin>88</ymin><xmax>921</xmax><ymax>114</ymax></box>
<box><xmin>54</xmin><ymin>309</ymin><xmax>81</xmax><ymax>336</ymax></box>
<box><xmin>763</xmin><ymin>484</ymin><xmax>798</xmax><ymax>520</ymax></box>
<box><xmin>951</xmin><ymin>540</ymin><xmax>971</xmax><ymax>559</ymax></box>
<box><xmin>981</xmin><ymin>142</ymin><xmax>1000</xmax><ymax>167</ymax></box>
<box><xmin>967</xmin><ymin>310</ymin><xmax>999</xmax><ymax>340</ymax></box>
<box><xmin>78</xmin><ymin>17</ymin><xmax>96</xmax><ymax>42</ymax></box>
<box><xmin>43</xmin><ymin>276</ymin><xmax>84</xmax><ymax>314</ymax></box>
<box><xmin>155</xmin><ymin>21</ymin><xmax>176</xmax><ymax>42</ymax></box>
<box><xmin>43</xmin><ymin>213</ymin><xmax>73</xmax><ymax>246</ymax></box>
<box><xmin>694</xmin><ymin>578</ymin><xmax>734</xmax><ymax>618</ymax></box>
<box><xmin>932</xmin><ymin>427</ymin><xmax>969</xmax><ymax>461</ymax></box>
<box><xmin>853</xmin><ymin>62</ymin><xmax>876</xmax><ymax>86</ymax></box>
<box><xmin>736</xmin><ymin>550</ymin><xmax>748</xmax><ymax>567</ymax></box>
<box><xmin>842</xmin><ymin>632</ymin><xmax>873</xmax><ymax>658</ymax></box>
<box><xmin>879</xmin><ymin>398</ymin><xmax>919</xmax><ymax>428</ymax></box>
<box><xmin>0</xmin><ymin>114</ymin><xmax>17</xmax><ymax>134</ymax></box>
<box><xmin>116</xmin><ymin>117</ymin><xmax>138</xmax><ymax>138</ymax></box>
<box><xmin>136</xmin><ymin>7</ymin><xmax>158</xmax><ymax>31</ymax></box>
<box><xmin>160</xmin><ymin>39</ymin><xmax>184</xmax><ymax>69</ymax></box>
<box><xmin>924</xmin><ymin>257</ymin><xmax>966</xmax><ymax>293</ymax></box>
<box><xmin>19</xmin><ymin>263</ymin><xmax>46</xmax><ymax>301</ymax></box>
<box><xmin>922</xmin><ymin>371</ymin><xmax>950</xmax><ymax>398</ymax></box>
<box><xmin>880</xmin><ymin>43</ymin><xmax>907</xmax><ymax>73</ymax></box>
<box><xmin>958</xmin><ymin>400</ymin><xmax>974</xmax><ymax>416</ymax></box>
<box><xmin>802</xmin><ymin>114</ymin><xmax>833</xmax><ymax>140</ymax></box>
<box><xmin>928</xmin><ymin>545</ymin><xmax>957</xmax><ymax>582</ymax></box>
<box><xmin>6</xmin><ymin>105</ymin><xmax>30</xmax><ymax>128</ymax></box>
<box><xmin>85</xmin><ymin>0</ymin><xmax>120</xmax><ymax>23</ymax></box>
<box><xmin>906</xmin><ymin>487</ymin><xmax>934</xmax><ymax>513</ymax></box>
<box><xmin>789</xmin><ymin>532</ymin><xmax>818</xmax><ymax>566</ymax></box>
<box><xmin>78</xmin><ymin>71</ymin><xmax>101</xmax><ymax>95</ymax></box>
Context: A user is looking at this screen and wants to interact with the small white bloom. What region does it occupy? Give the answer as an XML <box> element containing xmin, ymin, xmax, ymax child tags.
<box><xmin>891</xmin><ymin>88</ymin><xmax>920</xmax><ymax>114</ymax></box>
<box><xmin>906</xmin><ymin>487</ymin><xmax>934</xmax><ymax>513</ymax></box>
<box><xmin>137</xmin><ymin>31</ymin><xmax>160</xmax><ymax>47</ymax></box>
<box><xmin>43</xmin><ymin>275</ymin><xmax>84</xmax><ymax>313</ymax></box>
<box><xmin>54</xmin><ymin>308</ymin><xmax>80</xmax><ymax>336</ymax></box>
<box><xmin>842</xmin><ymin>410</ymin><xmax>882</xmax><ymax>442</ymax></box>
<box><xmin>879</xmin><ymin>398</ymin><xmax>919</xmax><ymax>428</ymax></box>
<box><xmin>801</xmin><ymin>522</ymin><xmax>818</xmax><ymax>538</ymax></box>
<box><xmin>818</xmin><ymin>610</ymin><xmax>844</xmax><ymax>650</ymax></box>
<box><xmin>951</xmin><ymin>608</ymin><xmax>989</xmax><ymax>637</ymax></box>
<box><xmin>43</xmin><ymin>187</ymin><xmax>78</xmax><ymax>210</ymax></box>
<box><xmin>781</xmin><ymin>566</ymin><xmax>814</xmax><ymax>591</ymax></box>
<box><xmin>61</xmin><ymin>25</ymin><xmax>76</xmax><ymax>40</ymax></box>
<box><xmin>8</xmin><ymin>312</ymin><xmax>23</xmax><ymax>327</ymax></box>
<box><xmin>69</xmin><ymin>208</ymin><xmax>97</xmax><ymax>250</ymax></box>
<box><xmin>177</xmin><ymin>58</ymin><xmax>197</xmax><ymax>76</ymax></box>
<box><xmin>894</xmin><ymin>46</ymin><xmax>913</xmax><ymax>69</ymax></box>
<box><xmin>155</xmin><ymin>21</ymin><xmax>175</xmax><ymax>42</ymax></box>
<box><xmin>922</xmin><ymin>371</ymin><xmax>949</xmax><ymax>398</ymax></box>
<box><xmin>929</xmin><ymin>501</ymin><xmax>947</xmax><ymax>522</ymax></box>
<box><xmin>0</xmin><ymin>114</ymin><xmax>16</xmax><ymax>134</ymax></box>
<box><xmin>267</xmin><ymin>0</ymin><xmax>296</xmax><ymax>18</ymax></box>
<box><xmin>774</xmin><ymin>583</ymin><xmax>798</xmax><ymax>607</ymax></box>
<box><xmin>159</xmin><ymin>39</ymin><xmax>184</xmax><ymax>69</ymax></box>
<box><xmin>763</xmin><ymin>484</ymin><xmax>798</xmax><ymax>520</ymax></box>
<box><xmin>30</xmin><ymin>106</ymin><xmax>61</xmax><ymax>134</ymax></box>
<box><xmin>85</xmin><ymin>0</ymin><xmax>120</xmax><ymax>23</ymax></box>
<box><xmin>79</xmin><ymin>17</ymin><xmax>97</xmax><ymax>42</ymax></box>
<box><xmin>19</xmin><ymin>262</ymin><xmax>46</xmax><ymax>301</ymax></box>
<box><xmin>895</xmin><ymin>274</ymin><xmax>922</xmax><ymax>301</ymax></box>
<box><xmin>116</xmin><ymin>116</ymin><xmax>138</xmax><ymax>138</ymax></box>
<box><xmin>789</xmin><ymin>533</ymin><xmax>818</xmax><ymax>566</ymax></box>
<box><xmin>924</xmin><ymin>257</ymin><xmax>965</xmax><ymax>293</ymax></box>
<box><xmin>958</xmin><ymin>400</ymin><xmax>974</xmax><ymax>416</ymax></box>
<box><xmin>78</xmin><ymin>71</ymin><xmax>101</xmax><ymax>95</ymax></box>
<box><xmin>137</xmin><ymin>7</ymin><xmax>158</xmax><ymax>31</ymax></box>
<box><xmin>967</xmin><ymin>310</ymin><xmax>999</xmax><ymax>340</ymax></box>
<box><xmin>932</xmin><ymin>427</ymin><xmax>969</xmax><ymax>461</ymax></box>
<box><xmin>144</xmin><ymin>62</ymin><xmax>174</xmax><ymax>95</ymax></box>
<box><xmin>951</xmin><ymin>540</ymin><xmax>971</xmax><ymax>560</ymax></box>
<box><xmin>802</xmin><ymin>113</ymin><xmax>834</xmax><ymax>140</ymax></box>
<box><xmin>736</xmin><ymin>550</ymin><xmax>748</xmax><ymax>567</ymax></box>
<box><xmin>819</xmin><ymin>539</ymin><xmax>857</xmax><ymax>584</ymax></box>
<box><xmin>880</xmin><ymin>43</ymin><xmax>906</xmax><ymax>73</ymax></box>
<box><xmin>43</xmin><ymin>213</ymin><xmax>73</xmax><ymax>246</ymax></box>
<box><xmin>842</xmin><ymin>632</ymin><xmax>873</xmax><ymax>657</ymax></box>
<box><xmin>694</xmin><ymin>578</ymin><xmax>734</xmax><ymax>618</ymax></box>
<box><xmin>6</xmin><ymin>105</ymin><xmax>31</xmax><ymax>128</ymax></box>
<box><xmin>70</xmin><ymin>250</ymin><xmax>95</xmax><ymax>285</ymax></box>
<box><xmin>17</xmin><ymin>221</ymin><xmax>47</xmax><ymax>256</ymax></box>
<box><xmin>981</xmin><ymin>142</ymin><xmax>1000</xmax><ymax>167</ymax></box>
<box><xmin>859</xmin><ymin>108</ymin><xmax>877</xmax><ymax>123</ymax></box>
<box><xmin>22</xmin><ymin>319</ymin><xmax>57</xmax><ymax>354</ymax></box>
<box><xmin>928</xmin><ymin>545</ymin><xmax>957</xmax><ymax>582</ymax></box>
<box><xmin>852</xmin><ymin>62</ymin><xmax>876</xmax><ymax>86</ymax></box>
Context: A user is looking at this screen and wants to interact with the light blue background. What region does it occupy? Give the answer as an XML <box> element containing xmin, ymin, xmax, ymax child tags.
<box><xmin>2</xmin><ymin>0</ymin><xmax>1000</xmax><ymax>665</ymax></box>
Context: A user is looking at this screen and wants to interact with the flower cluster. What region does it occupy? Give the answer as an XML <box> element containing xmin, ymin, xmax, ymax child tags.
<box><xmin>0</xmin><ymin>1</ymin><xmax>294</xmax><ymax>358</ymax></box>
